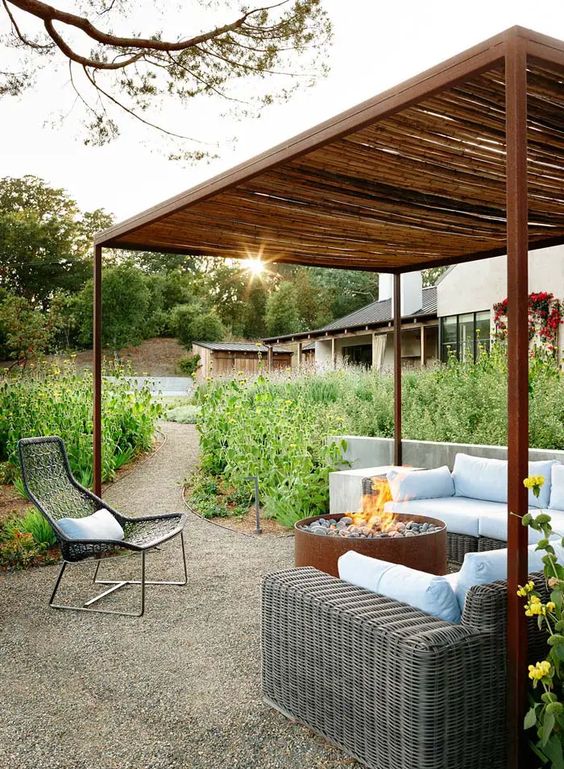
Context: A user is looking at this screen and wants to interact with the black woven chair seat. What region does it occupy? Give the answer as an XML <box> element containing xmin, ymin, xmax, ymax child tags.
<box><xmin>122</xmin><ymin>514</ymin><xmax>186</xmax><ymax>548</ymax></box>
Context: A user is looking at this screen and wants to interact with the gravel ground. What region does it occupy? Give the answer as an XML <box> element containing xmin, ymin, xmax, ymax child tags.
<box><xmin>0</xmin><ymin>422</ymin><xmax>356</xmax><ymax>769</ymax></box>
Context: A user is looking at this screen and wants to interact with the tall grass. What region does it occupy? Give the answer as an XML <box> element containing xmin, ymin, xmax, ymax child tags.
<box><xmin>0</xmin><ymin>362</ymin><xmax>162</xmax><ymax>487</ymax></box>
<box><xmin>194</xmin><ymin>351</ymin><xmax>564</xmax><ymax>525</ymax></box>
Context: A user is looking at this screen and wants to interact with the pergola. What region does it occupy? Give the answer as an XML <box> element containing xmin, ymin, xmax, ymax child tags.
<box><xmin>94</xmin><ymin>26</ymin><xmax>564</xmax><ymax>766</ymax></box>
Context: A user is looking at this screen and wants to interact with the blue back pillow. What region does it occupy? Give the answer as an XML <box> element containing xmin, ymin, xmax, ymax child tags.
<box><xmin>387</xmin><ymin>466</ymin><xmax>454</xmax><ymax>502</ymax></box>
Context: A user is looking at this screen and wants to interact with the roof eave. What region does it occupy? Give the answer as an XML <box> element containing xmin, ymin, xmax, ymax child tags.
<box><xmin>262</xmin><ymin>311</ymin><xmax>438</xmax><ymax>345</ymax></box>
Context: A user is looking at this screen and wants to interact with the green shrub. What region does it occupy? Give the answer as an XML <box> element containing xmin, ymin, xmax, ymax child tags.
<box><xmin>167</xmin><ymin>404</ymin><xmax>200</xmax><ymax>424</ymax></box>
<box><xmin>4</xmin><ymin>509</ymin><xmax>56</xmax><ymax>547</ymax></box>
<box><xmin>0</xmin><ymin>362</ymin><xmax>162</xmax><ymax>487</ymax></box>
<box><xmin>0</xmin><ymin>531</ymin><xmax>44</xmax><ymax>570</ymax></box>
<box><xmin>178</xmin><ymin>354</ymin><xmax>201</xmax><ymax>378</ymax></box>
<box><xmin>194</xmin><ymin>374</ymin><xmax>347</xmax><ymax>525</ymax></box>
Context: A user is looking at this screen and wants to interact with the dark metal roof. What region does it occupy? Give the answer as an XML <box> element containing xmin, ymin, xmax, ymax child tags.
<box><xmin>263</xmin><ymin>286</ymin><xmax>437</xmax><ymax>343</ymax></box>
<box><xmin>193</xmin><ymin>341</ymin><xmax>292</xmax><ymax>354</ymax></box>
<box><xmin>320</xmin><ymin>286</ymin><xmax>436</xmax><ymax>333</ymax></box>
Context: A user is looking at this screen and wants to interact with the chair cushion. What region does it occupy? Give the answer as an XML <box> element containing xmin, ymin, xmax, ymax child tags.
<box><xmin>57</xmin><ymin>508</ymin><xmax>124</xmax><ymax>541</ymax></box>
<box><xmin>549</xmin><ymin>464</ymin><xmax>564</xmax><ymax>511</ymax></box>
<box><xmin>477</xmin><ymin>508</ymin><xmax>562</xmax><ymax>544</ymax></box>
<box><xmin>338</xmin><ymin>550</ymin><xmax>461</xmax><ymax>623</ymax></box>
<box><xmin>453</xmin><ymin>543</ymin><xmax>554</xmax><ymax>609</ymax></box>
<box><xmin>387</xmin><ymin>466</ymin><xmax>454</xmax><ymax>502</ymax></box>
<box><xmin>384</xmin><ymin>496</ymin><xmax>504</xmax><ymax>537</ymax></box>
<box><xmin>451</xmin><ymin>453</ymin><xmax>554</xmax><ymax>507</ymax></box>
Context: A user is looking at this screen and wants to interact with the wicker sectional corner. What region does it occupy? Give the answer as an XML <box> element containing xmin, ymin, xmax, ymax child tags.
<box><xmin>261</xmin><ymin>567</ymin><xmax>546</xmax><ymax>769</ymax></box>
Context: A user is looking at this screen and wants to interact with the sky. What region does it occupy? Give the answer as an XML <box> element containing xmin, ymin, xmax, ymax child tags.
<box><xmin>1</xmin><ymin>1</ymin><xmax>563</xmax><ymax>223</ymax></box>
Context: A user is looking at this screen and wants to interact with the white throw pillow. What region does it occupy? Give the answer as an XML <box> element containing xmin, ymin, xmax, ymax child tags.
<box><xmin>454</xmin><ymin>542</ymin><xmax>561</xmax><ymax>609</ymax></box>
<box><xmin>58</xmin><ymin>508</ymin><xmax>125</xmax><ymax>541</ymax></box>
<box><xmin>338</xmin><ymin>550</ymin><xmax>461</xmax><ymax>623</ymax></box>
<box><xmin>387</xmin><ymin>466</ymin><xmax>454</xmax><ymax>502</ymax></box>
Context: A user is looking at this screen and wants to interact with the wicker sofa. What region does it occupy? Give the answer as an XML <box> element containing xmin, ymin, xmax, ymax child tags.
<box><xmin>262</xmin><ymin>566</ymin><xmax>548</xmax><ymax>769</ymax></box>
<box><xmin>362</xmin><ymin>454</ymin><xmax>564</xmax><ymax>564</ymax></box>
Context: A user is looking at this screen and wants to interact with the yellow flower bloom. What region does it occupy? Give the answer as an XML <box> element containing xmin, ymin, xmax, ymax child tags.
<box><xmin>546</xmin><ymin>602</ymin><xmax>556</xmax><ymax>613</ymax></box>
<box><xmin>528</xmin><ymin>661</ymin><xmax>552</xmax><ymax>681</ymax></box>
<box><xmin>517</xmin><ymin>580</ymin><xmax>535</xmax><ymax>597</ymax></box>
<box><xmin>523</xmin><ymin>475</ymin><xmax>545</xmax><ymax>490</ymax></box>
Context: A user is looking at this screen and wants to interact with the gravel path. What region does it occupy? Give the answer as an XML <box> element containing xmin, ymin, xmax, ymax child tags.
<box><xmin>0</xmin><ymin>422</ymin><xmax>355</xmax><ymax>769</ymax></box>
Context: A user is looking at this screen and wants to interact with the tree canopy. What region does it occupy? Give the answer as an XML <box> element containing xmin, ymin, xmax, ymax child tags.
<box><xmin>2</xmin><ymin>1</ymin><xmax>331</xmax><ymax>157</ymax></box>
<box><xmin>0</xmin><ymin>175</ymin><xmax>112</xmax><ymax>305</ymax></box>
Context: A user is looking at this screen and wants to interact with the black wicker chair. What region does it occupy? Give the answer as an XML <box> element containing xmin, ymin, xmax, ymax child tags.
<box><xmin>18</xmin><ymin>436</ymin><xmax>187</xmax><ymax>617</ymax></box>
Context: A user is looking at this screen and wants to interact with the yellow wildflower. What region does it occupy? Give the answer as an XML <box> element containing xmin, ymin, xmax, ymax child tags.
<box><xmin>517</xmin><ymin>581</ymin><xmax>535</xmax><ymax>597</ymax></box>
<box><xmin>524</xmin><ymin>475</ymin><xmax>545</xmax><ymax>490</ymax></box>
<box><xmin>546</xmin><ymin>602</ymin><xmax>556</xmax><ymax>613</ymax></box>
<box><xmin>528</xmin><ymin>661</ymin><xmax>552</xmax><ymax>681</ymax></box>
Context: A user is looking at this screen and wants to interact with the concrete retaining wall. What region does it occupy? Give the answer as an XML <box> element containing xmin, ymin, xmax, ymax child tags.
<box><xmin>331</xmin><ymin>435</ymin><xmax>564</xmax><ymax>470</ymax></box>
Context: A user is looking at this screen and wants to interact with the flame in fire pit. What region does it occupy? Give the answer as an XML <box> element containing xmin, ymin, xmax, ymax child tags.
<box><xmin>349</xmin><ymin>477</ymin><xmax>396</xmax><ymax>532</ymax></box>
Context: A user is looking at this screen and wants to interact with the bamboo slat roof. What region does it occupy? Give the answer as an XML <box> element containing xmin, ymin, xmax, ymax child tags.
<box><xmin>95</xmin><ymin>26</ymin><xmax>564</xmax><ymax>273</ymax></box>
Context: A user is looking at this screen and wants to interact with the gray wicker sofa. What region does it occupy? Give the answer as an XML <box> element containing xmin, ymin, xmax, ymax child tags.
<box><xmin>262</xmin><ymin>566</ymin><xmax>548</xmax><ymax>769</ymax></box>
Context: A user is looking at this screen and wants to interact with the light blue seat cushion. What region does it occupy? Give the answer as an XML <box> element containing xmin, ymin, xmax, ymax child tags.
<box><xmin>477</xmin><ymin>508</ymin><xmax>564</xmax><ymax>544</ymax></box>
<box><xmin>451</xmin><ymin>542</ymin><xmax>563</xmax><ymax>609</ymax></box>
<box><xmin>549</xmin><ymin>464</ymin><xmax>564</xmax><ymax>511</ymax></box>
<box><xmin>387</xmin><ymin>466</ymin><xmax>454</xmax><ymax>502</ymax></box>
<box><xmin>451</xmin><ymin>453</ymin><xmax>554</xmax><ymax>508</ymax></box>
<box><xmin>58</xmin><ymin>508</ymin><xmax>124</xmax><ymax>541</ymax></box>
<box><xmin>338</xmin><ymin>550</ymin><xmax>460</xmax><ymax>623</ymax></box>
<box><xmin>384</xmin><ymin>496</ymin><xmax>505</xmax><ymax>537</ymax></box>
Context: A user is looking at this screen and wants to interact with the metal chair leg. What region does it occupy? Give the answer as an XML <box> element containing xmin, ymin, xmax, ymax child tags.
<box><xmin>93</xmin><ymin>531</ymin><xmax>188</xmax><ymax>588</ymax></box>
<box><xmin>49</xmin><ymin>533</ymin><xmax>185</xmax><ymax>617</ymax></box>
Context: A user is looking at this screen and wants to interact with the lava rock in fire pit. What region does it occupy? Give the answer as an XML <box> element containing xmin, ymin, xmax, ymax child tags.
<box><xmin>300</xmin><ymin>515</ymin><xmax>443</xmax><ymax>539</ymax></box>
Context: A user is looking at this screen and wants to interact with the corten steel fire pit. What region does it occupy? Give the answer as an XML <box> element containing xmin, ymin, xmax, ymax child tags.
<box><xmin>295</xmin><ymin>512</ymin><xmax>447</xmax><ymax>577</ymax></box>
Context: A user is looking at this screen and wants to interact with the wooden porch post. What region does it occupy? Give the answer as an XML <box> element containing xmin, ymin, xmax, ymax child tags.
<box><xmin>505</xmin><ymin>39</ymin><xmax>529</xmax><ymax>769</ymax></box>
<box><xmin>331</xmin><ymin>337</ymin><xmax>336</xmax><ymax>369</ymax></box>
<box><xmin>393</xmin><ymin>273</ymin><xmax>402</xmax><ymax>466</ymax></box>
<box><xmin>297</xmin><ymin>341</ymin><xmax>303</xmax><ymax>369</ymax></box>
<box><xmin>420</xmin><ymin>325</ymin><xmax>426</xmax><ymax>368</ymax></box>
<box><xmin>267</xmin><ymin>345</ymin><xmax>273</xmax><ymax>372</ymax></box>
<box><xmin>93</xmin><ymin>244</ymin><xmax>103</xmax><ymax>497</ymax></box>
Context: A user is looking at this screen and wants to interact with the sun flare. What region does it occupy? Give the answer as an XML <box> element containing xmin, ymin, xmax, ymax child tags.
<box><xmin>242</xmin><ymin>257</ymin><xmax>266</xmax><ymax>277</ymax></box>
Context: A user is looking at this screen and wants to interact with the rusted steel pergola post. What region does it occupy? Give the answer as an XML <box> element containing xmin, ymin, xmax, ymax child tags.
<box><xmin>505</xmin><ymin>39</ymin><xmax>529</xmax><ymax>769</ymax></box>
<box><xmin>393</xmin><ymin>273</ymin><xmax>402</xmax><ymax>466</ymax></box>
<box><xmin>93</xmin><ymin>244</ymin><xmax>103</xmax><ymax>497</ymax></box>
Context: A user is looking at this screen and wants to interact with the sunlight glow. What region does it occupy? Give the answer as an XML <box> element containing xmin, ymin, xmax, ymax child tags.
<box><xmin>242</xmin><ymin>257</ymin><xmax>266</xmax><ymax>277</ymax></box>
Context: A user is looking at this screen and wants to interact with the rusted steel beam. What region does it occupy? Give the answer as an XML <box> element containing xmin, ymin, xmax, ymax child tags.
<box><xmin>93</xmin><ymin>244</ymin><xmax>102</xmax><ymax>498</ymax></box>
<box><xmin>393</xmin><ymin>273</ymin><xmax>402</xmax><ymax>466</ymax></box>
<box><xmin>505</xmin><ymin>40</ymin><xmax>530</xmax><ymax>769</ymax></box>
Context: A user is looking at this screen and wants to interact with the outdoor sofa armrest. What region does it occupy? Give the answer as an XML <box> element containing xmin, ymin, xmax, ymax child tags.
<box><xmin>262</xmin><ymin>567</ymin><xmax>505</xmax><ymax>769</ymax></box>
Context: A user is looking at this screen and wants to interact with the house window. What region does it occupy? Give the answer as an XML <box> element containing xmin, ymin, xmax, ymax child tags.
<box><xmin>342</xmin><ymin>344</ymin><xmax>372</xmax><ymax>367</ymax></box>
<box><xmin>440</xmin><ymin>311</ymin><xmax>491</xmax><ymax>362</ymax></box>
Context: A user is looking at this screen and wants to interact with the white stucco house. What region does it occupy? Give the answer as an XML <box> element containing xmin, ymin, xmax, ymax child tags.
<box><xmin>262</xmin><ymin>244</ymin><xmax>564</xmax><ymax>370</ymax></box>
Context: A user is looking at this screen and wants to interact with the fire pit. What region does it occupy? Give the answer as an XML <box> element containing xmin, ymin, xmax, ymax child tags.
<box><xmin>295</xmin><ymin>478</ymin><xmax>447</xmax><ymax>577</ymax></box>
